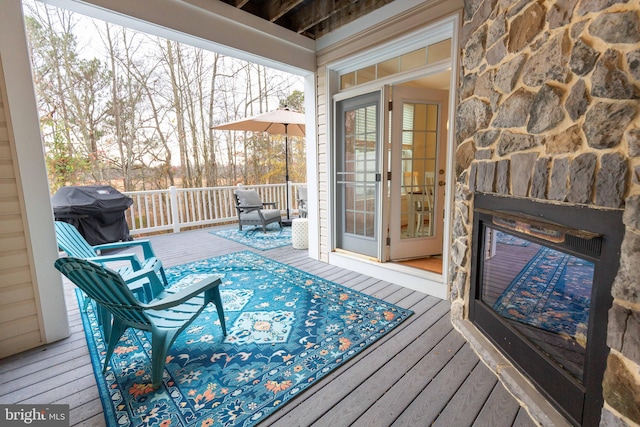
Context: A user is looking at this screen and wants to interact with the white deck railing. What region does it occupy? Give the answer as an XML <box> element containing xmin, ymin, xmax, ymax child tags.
<box><xmin>123</xmin><ymin>183</ymin><xmax>304</xmax><ymax>236</ymax></box>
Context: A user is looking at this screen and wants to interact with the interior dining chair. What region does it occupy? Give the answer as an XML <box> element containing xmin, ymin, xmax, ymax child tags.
<box><xmin>54</xmin><ymin>221</ymin><xmax>168</xmax><ymax>303</ymax></box>
<box><xmin>55</xmin><ymin>257</ymin><xmax>227</xmax><ymax>389</ymax></box>
<box><xmin>415</xmin><ymin>172</ymin><xmax>435</xmax><ymax>234</ymax></box>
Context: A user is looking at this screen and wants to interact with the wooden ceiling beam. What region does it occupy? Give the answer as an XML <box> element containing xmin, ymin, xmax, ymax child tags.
<box><xmin>287</xmin><ymin>0</ymin><xmax>354</xmax><ymax>34</ymax></box>
<box><xmin>309</xmin><ymin>0</ymin><xmax>396</xmax><ymax>38</ymax></box>
<box><xmin>219</xmin><ymin>0</ymin><xmax>398</xmax><ymax>40</ymax></box>
<box><xmin>223</xmin><ymin>0</ymin><xmax>249</xmax><ymax>7</ymax></box>
<box><xmin>263</xmin><ymin>0</ymin><xmax>304</xmax><ymax>22</ymax></box>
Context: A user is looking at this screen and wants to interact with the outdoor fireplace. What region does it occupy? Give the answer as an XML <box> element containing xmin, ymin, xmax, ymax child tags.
<box><xmin>469</xmin><ymin>194</ymin><xmax>624</xmax><ymax>426</ymax></box>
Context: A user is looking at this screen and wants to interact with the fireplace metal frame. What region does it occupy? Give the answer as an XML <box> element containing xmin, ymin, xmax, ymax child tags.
<box><xmin>469</xmin><ymin>193</ymin><xmax>624</xmax><ymax>426</ymax></box>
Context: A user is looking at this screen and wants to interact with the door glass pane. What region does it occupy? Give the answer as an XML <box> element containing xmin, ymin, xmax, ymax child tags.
<box><xmin>400</xmin><ymin>48</ymin><xmax>427</xmax><ymax>71</ymax></box>
<box><xmin>399</xmin><ymin>101</ymin><xmax>439</xmax><ymax>239</ymax></box>
<box><xmin>378</xmin><ymin>58</ymin><xmax>398</xmax><ymax>78</ymax></box>
<box><xmin>344</xmin><ymin>106</ymin><xmax>376</xmax><ymax>239</ymax></box>
<box><xmin>346</xmin><ymin>209</ymin><xmax>355</xmax><ymax>234</ymax></box>
<box><xmin>427</xmin><ymin>39</ymin><xmax>452</xmax><ymax>64</ymax></box>
<box><xmin>341</xmin><ymin>72</ymin><xmax>356</xmax><ymax>89</ymax></box>
<box><xmin>356</xmin><ymin>65</ymin><xmax>376</xmax><ymax>85</ymax></box>
<box><xmin>365</xmin><ymin>212</ymin><xmax>375</xmax><ymax>237</ymax></box>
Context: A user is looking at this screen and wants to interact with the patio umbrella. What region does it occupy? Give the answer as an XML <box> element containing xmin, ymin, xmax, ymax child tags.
<box><xmin>212</xmin><ymin>108</ymin><xmax>305</xmax><ymax>225</ymax></box>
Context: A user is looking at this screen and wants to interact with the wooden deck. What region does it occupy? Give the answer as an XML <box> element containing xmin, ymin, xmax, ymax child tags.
<box><xmin>0</xmin><ymin>226</ymin><xmax>537</xmax><ymax>427</ymax></box>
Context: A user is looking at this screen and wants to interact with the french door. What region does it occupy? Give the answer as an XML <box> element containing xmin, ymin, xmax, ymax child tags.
<box><xmin>334</xmin><ymin>86</ymin><xmax>448</xmax><ymax>263</ymax></box>
<box><xmin>388</xmin><ymin>86</ymin><xmax>448</xmax><ymax>260</ymax></box>
<box><xmin>335</xmin><ymin>91</ymin><xmax>381</xmax><ymax>258</ymax></box>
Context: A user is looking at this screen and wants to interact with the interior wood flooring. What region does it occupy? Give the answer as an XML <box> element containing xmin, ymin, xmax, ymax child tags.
<box><xmin>396</xmin><ymin>256</ymin><xmax>443</xmax><ymax>274</ymax></box>
<box><xmin>0</xmin><ymin>226</ymin><xmax>538</xmax><ymax>427</ymax></box>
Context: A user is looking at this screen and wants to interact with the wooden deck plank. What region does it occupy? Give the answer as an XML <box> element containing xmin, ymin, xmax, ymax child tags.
<box><xmin>353</xmin><ymin>281</ymin><xmax>391</xmax><ymax>298</ymax></box>
<box><xmin>431</xmin><ymin>361</ymin><xmax>499</xmax><ymax>426</ymax></box>
<box><xmin>321</xmin><ymin>268</ymin><xmax>361</xmax><ymax>283</ymax></box>
<box><xmin>391</xmin><ymin>343</ymin><xmax>481</xmax><ymax>426</ymax></box>
<box><xmin>349</xmin><ymin>327</ymin><xmax>467</xmax><ymax>427</ymax></box>
<box><xmin>313</xmin><ymin>314</ymin><xmax>460</xmax><ymax>427</ymax></box>
<box><xmin>68</xmin><ymin>403</ymin><xmax>106</xmax><ymax>427</ymax></box>
<box><xmin>472</xmin><ymin>379</ymin><xmax>522</xmax><ymax>427</ymax></box>
<box><xmin>0</xmin><ymin>347</ymin><xmax>90</xmax><ymax>393</ymax></box>
<box><xmin>513</xmin><ymin>407</ymin><xmax>538</xmax><ymax>427</ymax></box>
<box><xmin>345</xmin><ymin>276</ymin><xmax>382</xmax><ymax>292</ymax></box>
<box><xmin>0</xmin><ymin>332</ymin><xmax>86</xmax><ymax>377</ymax></box>
<box><xmin>26</xmin><ymin>376</ymin><xmax>97</xmax><ymax>408</ymax></box>
<box><xmin>8</xmin><ymin>363</ymin><xmax>95</xmax><ymax>403</ymax></box>
<box><xmin>289</xmin><ymin>255</ymin><xmax>331</xmax><ymax>269</ymax></box>
<box><xmin>54</xmin><ymin>388</ymin><xmax>103</xmax><ymax>420</ymax></box>
<box><xmin>393</xmin><ymin>287</ymin><xmax>434</xmax><ymax>308</ymax></box>
<box><xmin>369</xmin><ymin>282</ymin><xmax>408</xmax><ymax>300</ymax></box>
<box><xmin>296</xmin><ymin>264</ymin><xmax>337</xmax><ymax>279</ymax></box>
<box><xmin>340</xmin><ymin>274</ymin><xmax>380</xmax><ymax>289</ymax></box>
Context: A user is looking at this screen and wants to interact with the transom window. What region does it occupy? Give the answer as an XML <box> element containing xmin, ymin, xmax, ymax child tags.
<box><xmin>340</xmin><ymin>39</ymin><xmax>451</xmax><ymax>89</ymax></box>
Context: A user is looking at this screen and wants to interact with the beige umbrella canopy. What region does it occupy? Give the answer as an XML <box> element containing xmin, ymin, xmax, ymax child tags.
<box><xmin>212</xmin><ymin>108</ymin><xmax>306</xmax><ymax>224</ymax></box>
<box><xmin>212</xmin><ymin>108</ymin><xmax>305</xmax><ymax>137</ymax></box>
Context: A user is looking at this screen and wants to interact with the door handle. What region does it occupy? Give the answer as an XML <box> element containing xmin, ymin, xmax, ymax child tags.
<box><xmin>439</xmin><ymin>181</ymin><xmax>445</xmax><ymax>186</ymax></box>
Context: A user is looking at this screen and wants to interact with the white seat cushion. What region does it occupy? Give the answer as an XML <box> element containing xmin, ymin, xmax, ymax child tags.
<box><xmin>242</xmin><ymin>209</ymin><xmax>281</xmax><ymax>221</ymax></box>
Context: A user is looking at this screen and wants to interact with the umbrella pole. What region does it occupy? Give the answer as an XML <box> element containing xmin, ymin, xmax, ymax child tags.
<box><xmin>283</xmin><ymin>123</ymin><xmax>292</xmax><ymax>226</ymax></box>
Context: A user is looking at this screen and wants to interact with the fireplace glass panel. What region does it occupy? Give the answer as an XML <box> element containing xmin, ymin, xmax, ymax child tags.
<box><xmin>480</xmin><ymin>226</ymin><xmax>595</xmax><ymax>383</ymax></box>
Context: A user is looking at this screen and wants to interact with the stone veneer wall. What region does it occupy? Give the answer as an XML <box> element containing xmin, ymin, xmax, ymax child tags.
<box><xmin>451</xmin><ymin>0</ymin><xmax>640</xmax><ymax>425</ymax></box>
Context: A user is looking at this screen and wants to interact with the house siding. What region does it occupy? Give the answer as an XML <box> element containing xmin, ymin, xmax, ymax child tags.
<box><xmin>0</xmin><ymin>58</ymin><xmax>44</xmax><ymax>357</ymax></box>
<box><xmin>0</xmin><ymin>0</ymin><xmax>69</xmax><ymax>359</ymax></box>
<box><xmin>315</xmin><ymin>66</ymin><xmax>330</xmax><ymax>262</ymax></box>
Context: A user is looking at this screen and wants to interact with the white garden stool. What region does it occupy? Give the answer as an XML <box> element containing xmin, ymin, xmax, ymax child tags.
<box><xmin>291</xmin><ymin>218</ymin><xmax>309</xmax><ymax>249</ymax></box>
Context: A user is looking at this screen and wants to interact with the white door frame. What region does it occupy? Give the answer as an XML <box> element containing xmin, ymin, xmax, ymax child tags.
<box><xmin>325</xmin><ymin>14</ymin><xmax>460</xmax><ymax>299</ymax></box>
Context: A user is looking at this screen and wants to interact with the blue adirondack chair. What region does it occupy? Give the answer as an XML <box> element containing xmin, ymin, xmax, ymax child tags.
<box><xmin>55</xmin><ymin>257</ymin><xmax>227</xmax><ymax>389</ymax></box>
<box><xmin>54</xmin><ymin>221</ymin><xmax>168</xmax><ymax>303</ymax></box>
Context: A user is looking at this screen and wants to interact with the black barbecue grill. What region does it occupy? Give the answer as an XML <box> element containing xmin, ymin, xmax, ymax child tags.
<box><xmin>52</xmin><ymin>185</ymin><xmax>133</xmax><ymax>245</ymax></box>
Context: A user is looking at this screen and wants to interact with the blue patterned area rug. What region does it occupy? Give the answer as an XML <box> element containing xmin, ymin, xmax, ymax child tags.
<box><xmin>492</xmin><ymin>246</ymin><xmax>594</xmax><ymax>341</ymax></box>
<box><xmin>210</xmin><ymin>223</ymin><xmax>291</xmax><ymax>250</ymax></box>
<box><xmin>78</xmin><ymin>251</ymin><xmax>413</xmax><ymax>427</ymax></box>
<box><xmin>495</xmin><ymin>230</ymin><xmax>531</xmax><ymax>247</ymax></box>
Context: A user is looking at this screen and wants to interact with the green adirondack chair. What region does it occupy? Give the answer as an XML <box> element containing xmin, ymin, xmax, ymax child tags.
<box><xmin>55</xmin><ymin>257</ymin><xmax>227</xmax><ymax>389</ymax></box>
<box><xmin>54</xmin><ymin>221</ymin><xmax>168</xmax><ymax>303</ymax></box>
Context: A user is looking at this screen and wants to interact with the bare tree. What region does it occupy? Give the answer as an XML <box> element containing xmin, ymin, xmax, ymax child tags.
<box><xmin>205</xmin><ymin>53</ymin><xmax>221</xmax><ymax>186</ymax></box>
<box><xmin>25</xmin><ymin>1</ymin><xmax>305</xmax><ymax>192</ymax></box>
<box><xmin>162</xmin><ymin>40</ymin><xmax>191</xmax><ymax>187</ymax></box>
<box><xmin>103</xmin><ymin>24</ymin><xmax>165</xmax><ymax>190</ymax></box>
<box><xmin>25</xmin><ymin>3</ymin><xmax>99</xmax><ymax>188</ymax></box>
